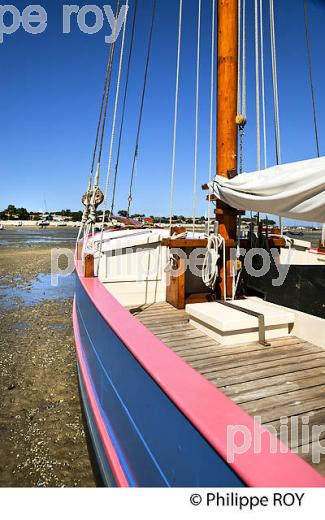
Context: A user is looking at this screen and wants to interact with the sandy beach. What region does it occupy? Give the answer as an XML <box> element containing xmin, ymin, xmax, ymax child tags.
<box><xmin>0</xmin><ymin>228</ymin><xmax>95</xmax><ymax>487</ymax></box>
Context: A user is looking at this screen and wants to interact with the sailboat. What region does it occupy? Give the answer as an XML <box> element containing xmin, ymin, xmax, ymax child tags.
<box><xmin>74</xmin><ymin>0</ymin><xmax>325</xmax><ymax>486</ymax></box>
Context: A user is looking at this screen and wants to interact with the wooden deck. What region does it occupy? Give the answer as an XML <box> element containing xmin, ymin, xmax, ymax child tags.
<box><xmin>130</xmin><ymin>302</ymin><xmax>325</xmax><ymax>477</ymax></box>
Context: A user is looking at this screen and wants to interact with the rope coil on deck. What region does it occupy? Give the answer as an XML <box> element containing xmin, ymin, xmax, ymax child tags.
<box><xmin>202</xmin><ymin>234</ymin><xmax>226</xmax><ymax>295</ymax></box>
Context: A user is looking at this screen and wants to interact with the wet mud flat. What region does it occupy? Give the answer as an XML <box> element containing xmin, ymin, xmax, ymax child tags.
<box><xmin>0</xmin><ymin>229</ymin><xmax>95</xmax><ymax>487</ymax></box>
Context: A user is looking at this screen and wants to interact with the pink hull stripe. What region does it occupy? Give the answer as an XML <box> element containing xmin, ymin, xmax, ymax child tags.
<box><xmin>75</xmin><ymin>257</ymin><xmax>325</xmax><ymax>487</ymax></box>
<box><xmin>73</xmin><ymin>299</ymin><xmax>129</xmax><ymax>487</ymax></box>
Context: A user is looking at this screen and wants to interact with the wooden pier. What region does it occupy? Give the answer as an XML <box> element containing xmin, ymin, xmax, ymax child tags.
<box><xmin>131</xmin><ymin>302</ymin><xmax>325</xmax><ymax>477</ymax></box>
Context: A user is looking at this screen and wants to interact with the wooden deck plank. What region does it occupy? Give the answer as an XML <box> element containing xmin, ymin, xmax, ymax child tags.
<box><xmin>183</xmin><ymin>341</ymin><xmax>309</xmax><ymax>365</ymax></box>
<box><xmin>130</xmin><ymin>302</ymin><xmax>325</xmax><ymax>477</ymax></box>
<box><xmin>189</xmin><ymin>344</ymin><xmax>319</xmax><ymax>373</ymax></box>
<box><xmin>128</xmin><ymin>303</ymin><xmax>174</xmax><ymax>313</ymax></box>
<box><xmin>242</xmin><ymin>396</ymin><xmax>325</xmax><ymax>425</ymax></box>
<box><xmin>149</xmin><ymin>330</ymin><xmax>207</xmax><ymax>340</ymax></box>
<box><xmin>241</xmin><ymin>389</ymin><xmax>325</xmax><ymax>423</ymax></box>
<box><xmin>225</xmin><ymin>373</ymin><xmax>325</xmax><ymax>404</ymax></box>
<box><xmin>169</xmin><ymin>339</ymin><xmax>307</xmax><ymax>361</ymax></box>
<box><xmin>139</xmin><ymin>323</ymin><xmax>194</xmax><ymax>333</ymax></box>
<box><xmin>221</xmin><ymin>366</ymin><xmax>325</xmax><ymax>395</ymax></box>
<box><xmin>137</xmin><ymin>311</ymin><xmax>185</xmax><ymax>318</ymax></box>
<box><xmin>169</xmin><ymin>344</ymin><xmax>226</xmax><ymax>356</ymax></box>
<box><xmin>150</xmin><ymin>329</ymin><xmax>207</xmax><ymax>340</ymax></box>
<box><xmin>141</xmin><ymin>321</ymin><xmax>192</xmax><ymax>335</ymax></box>
<box><xmin>207</xmin><ymin>353</ymin><xmax>325</xmax><ymax>386</ymax></box>
<box><xmin>266</xmin><ymin>407</ymin><xmax>325</xmax><ymax>449</ymax></box>
<box><xmin>172</xmin><ymin>336</ymin><xmax>302</xmax><ymax>355</ymax></box>
<box><xmin>162</xmin><ymin>337</ymin><xmax>216</xmax><ymax>348</ymax></box>
<box><xmin>136</xmin><ymin>309</ymin><xmax>186</xmax><ymax>318</ymax></box>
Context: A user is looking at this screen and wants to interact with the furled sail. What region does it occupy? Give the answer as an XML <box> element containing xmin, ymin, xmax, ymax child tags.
<box><xmin>209</xmin><ymin>157</ymin><xmax>325</xmax><ymax>223</ymax></box>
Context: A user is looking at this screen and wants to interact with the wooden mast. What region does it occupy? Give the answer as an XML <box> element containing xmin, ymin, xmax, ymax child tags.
<box><xmin>216</xmin><ymin>0</ymin><xmax>238</xmax><ymax>298</ymax></box>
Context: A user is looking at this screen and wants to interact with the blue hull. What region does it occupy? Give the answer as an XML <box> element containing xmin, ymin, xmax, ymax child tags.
<box><xmin>73</xmin><ymin>265</ymin><xmax>325</xmax><ymax>487</ymax></box>
<box><xmin>74</xmin><ymin>277</ymin><xmax>243</xmax><ymax>487</ymax></box>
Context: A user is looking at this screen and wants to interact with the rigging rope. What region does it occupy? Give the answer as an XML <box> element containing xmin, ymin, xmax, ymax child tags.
<box><xmin>236</xmin><ymin>0</ymin><xmax>246</xmax><ymax>280</ymax></box>
<box><xmin>207</xmin><ymin>0</ymin><xmax>216</xmax><ymax>234</ymax></box>
<box><xmin>97</xmin><ymin>0</ymin><xmax>129</xmax><ymax>272</ymax></box>
<box><xmin>304</xmin><ymin>0</ymin><xmax>323</xmax><ymax>246</ymax></box>
<box><xmin>127</xmin><ymin>0</ymin><xmax>157</xmax><ymax>217</ymax></box>
<box><xmin>260</xmin><ymin>0</ymin><xmax>267</xmax><ymax>168</ymax></box>
<box><xmin>93</xmin><ymin>0</ymin><xmax>121</xmax><ymax>188</ymax></box>
<box><xmin>88</xmin><ymin>52</ymin><xmax>113</xmax><ymax>192</ymax></box>
<box><xmin>242</xmin><ymin>0</ymin><xmax>247</xmax><ymax>119</ymax></box>
<box><xmin>77</xmin><ymin>0</ymin><xmax>120</xmax><ymax>242</ymax></box>
<box><xmin>269</xmin><ymin>0</ymin><xmax>282</xmax><ymax>232</ymax></box>
<box><xmin>255</xmin><ymin>0</ymin><xmax>261</xmax><ymax>172</ymax></box>
<box><xmin>269</xmin><ymin>0</ymin><xmax>281</xmax><ymax>166</ymax></box>
<box><xmin>110</xmin><ymin>0</ymin><xmax>139</xmax><ymax>216</ymax></box>
<box><xmin>169</xmin><ymin>0</ymin><xmax>183</xmax><ymax>230</ymax></box>
<box><xmin>237</xmin><ymin>0</ymin><xmax>247</xmax><ymax>121</ymax></box>
<box><xmin>192</xmin><ymin>0</ymin><xmax>201</xmax><ymax>237</ymax></box>
<box><xmin>236</xmin><ymin>0</ymin><xmax>247</xmax><ymax>176</ymax></box>
<box><xmin>237</xmin><ymin>0</ymin><xmax>241</xmax><ymax>118</ymax></box>
<box><xmin>304</xmin><ymin>0</ymin><xmax>320</xmax><ymax>158</ymax></box>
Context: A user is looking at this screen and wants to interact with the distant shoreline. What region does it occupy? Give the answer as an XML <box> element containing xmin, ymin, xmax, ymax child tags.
<box><xmin>0</xmin><ymin>221</ymin><xmax>80</xmax><ymax>229</ymax></box>
<box><xmin>0</xmin><ymin>220</ymin><xmax>323</xmax><ymax>234</ymax></box>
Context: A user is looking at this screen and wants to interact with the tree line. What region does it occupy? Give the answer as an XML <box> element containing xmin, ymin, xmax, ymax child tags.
<box><xmin>0</xmin><ymin>205</ymin><xmax>83</xmax><ymax>222</ymax></box>
<box><xmin>0</xmin><ymin>204</ymin><xmax>277</xmax><ymax>226</ymax></box>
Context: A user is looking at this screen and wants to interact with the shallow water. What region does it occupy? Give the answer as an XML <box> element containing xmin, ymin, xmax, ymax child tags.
<box><xmin>0</xmin><ymin>228</ymin><xmax>77</xmax><ymax>311</ymax></box>
<box><xmin>0</xmin><ymin>227</ymin><xmax>78</xmax><ymax>248</ymax></box>
<box><xmin>0</xmin><ymin>273</ymin><xmax>75</xmax><ymax>310</ymax></box>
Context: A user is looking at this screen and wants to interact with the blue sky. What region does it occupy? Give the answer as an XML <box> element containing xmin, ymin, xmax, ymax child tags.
<box><xmin>1</xmin><ymin>0</ymin><xmax>325</xmax><ymax>224</ymax></box>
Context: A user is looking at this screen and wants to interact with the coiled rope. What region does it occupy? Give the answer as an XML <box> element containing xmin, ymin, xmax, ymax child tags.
<box><xmin>202</xmin><ymin>234</ymin><xmax>226</xmax><ymax>299</ymax></box>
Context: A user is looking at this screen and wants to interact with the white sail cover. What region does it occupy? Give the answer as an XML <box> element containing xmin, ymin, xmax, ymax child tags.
<box><xmin>209</xmin><ymin>157</ymin><xmax>325</xmax><ymax>223</ymax></box>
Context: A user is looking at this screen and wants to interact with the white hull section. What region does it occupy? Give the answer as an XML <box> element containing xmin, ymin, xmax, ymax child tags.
<box><xmin>93</xmin><ymin>228</ymin><xmax>170</xmax><ymax>307</ymax></box>
<box><xmin>87</xmin><ymin>228</ymin><xmax>325</xmax><ymax>346</ymax></box>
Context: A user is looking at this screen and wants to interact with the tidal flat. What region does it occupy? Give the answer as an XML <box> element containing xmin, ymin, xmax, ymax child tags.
<box><xmin>0</xmin><ymin>228</ymin><xmax>95</xmax><ymax>487</ymax></box>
